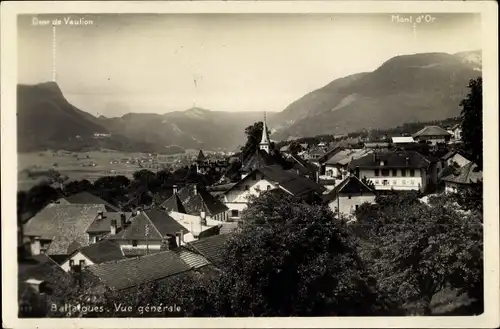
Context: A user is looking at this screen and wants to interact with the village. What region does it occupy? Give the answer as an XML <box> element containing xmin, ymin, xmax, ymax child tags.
<box><xmin>17</xmin><ymin>107</ymin><xmax>483</xmax><ymax>317</ymax></box>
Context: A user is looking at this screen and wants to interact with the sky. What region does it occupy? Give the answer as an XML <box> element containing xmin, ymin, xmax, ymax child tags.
<box><xmin>18</xmin><ymin>13</ymin><xmax>482</xmax><ymax>117</ymax></box>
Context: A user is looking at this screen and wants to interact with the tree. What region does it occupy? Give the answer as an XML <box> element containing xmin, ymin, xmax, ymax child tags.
<box><xmin>63</xmin><ymin>179</ymin><xmax>94</xmax><ymax>196</ymax></box>
<box><xmin>350</xmin><ymin>193</ymin><xmax>483</xmax><ymax>315</ymax></box>
<box><xmin>217</xmin><ymin>190</ymin><xmax>400</xmax><ymax>316</ymax></box>
<box><xmin>288</xmin><ymin>140</ymin><xmax>302</xmax><ymax>155</ymax></box>
<box><xmin>240</xmin><ymin>121</ymin><xmax>264</xmax><ymax>160</ymax></box>
<box><xmin>460</xmin><ymin>77</ymin><xmax>482</xmax><ymax>169</ymax></box>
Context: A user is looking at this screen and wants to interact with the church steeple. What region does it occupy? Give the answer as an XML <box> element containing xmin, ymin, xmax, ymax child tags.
<box><xmin>259</xmin><ymin>112</ymin><xmax>270</xmax><ymax>154</ymax></box>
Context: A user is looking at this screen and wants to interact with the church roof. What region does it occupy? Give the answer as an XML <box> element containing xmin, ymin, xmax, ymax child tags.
<box><xmin>197</xmin><ymin>150</ymin><xmax>207</xmax><ymax>162</ymax></box>
<box><xmin>260</xmin><ymin>115</ymin><xmax>270</xmax><ymax>145</ymax></box>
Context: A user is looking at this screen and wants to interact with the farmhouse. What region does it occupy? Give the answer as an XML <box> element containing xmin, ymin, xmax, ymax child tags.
<box><xmin>348</xmin><ymin>151</ymin><xmax>431</xmax><ymax>192</ymax></box>
<box><xmin>23</xmin><ymin>203</ymin><xmax>107</xmax><ymax>258</ymax></box>
<box><xmin>175</xmin><ymin>184</ymin><xmax>230</xmax><ymax>221</ymax></box>
<box><xmin>323</xmin><ymin>174</ymin><xmax>376</xmax><ymax>219</ymax></box>
<box><xmin>441</xmin><ymin>150</ymin><xmax>471</xmax><ymax>168</ymax></box>
<box><xmin>412</xmin><ymin>126</ymin><xmax>451</xmax><ymax>145</ymax></box>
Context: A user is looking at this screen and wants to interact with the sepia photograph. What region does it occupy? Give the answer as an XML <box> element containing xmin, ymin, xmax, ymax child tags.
<box><xmin>1</xmin><ymin>1</ymin><xmax>499</xmax><ymax>328</ymax></box>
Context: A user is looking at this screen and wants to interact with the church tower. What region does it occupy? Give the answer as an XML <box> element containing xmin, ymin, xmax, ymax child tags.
<box><xmin>259</xmin><ymin>112</ymin><xmax>271</xmax><ymax>154</ymax></box>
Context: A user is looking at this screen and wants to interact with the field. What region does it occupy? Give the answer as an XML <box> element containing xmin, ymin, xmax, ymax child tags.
<box><xmin>17</xmin><ymin>149</ymin><xmax>197</xmax><ymax>191</ymax></box>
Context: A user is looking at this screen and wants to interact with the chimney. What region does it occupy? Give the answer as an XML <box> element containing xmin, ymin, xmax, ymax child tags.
<box><xmin>193</xmin><ymin>184</ymin><xmax>198</xmax><ymax>195</ymax></box>
<box><xmin>173</xmin><ymin>185</ymin><xmax>178</xmax><ymax>194</ymax></box>
<box><xmin>120</xmin><ymin>213</ymin><xmax>126</xmax><ymax>228</ymax></box>
<box><xmin>97</xmin><ymin>211</ymin><xmax>103</xmax><ymax>220</ymax></box>
<box><xmin>110</xmin><ymin>219</ymin><xmax>117</xmax><ymax>235</ymax></box>
<box><xmin>31</xmin><ymin>237</ymin><xmax>41</xmax><ymax>256</ymax></box>
<box><xmin>200</xmin><ymin>211</ymin><xmax>207</xmax><ymax>225</ymax></box>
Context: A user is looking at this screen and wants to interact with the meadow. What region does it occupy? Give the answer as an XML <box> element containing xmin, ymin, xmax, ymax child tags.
<box><xmin>17</xmin><ymin>149</ymin><xmax>199</xmax><ymax>191</ymax></box>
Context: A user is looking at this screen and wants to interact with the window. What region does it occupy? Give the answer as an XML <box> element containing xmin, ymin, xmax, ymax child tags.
<box><xmin>410</xmin><ymin>180</ymin><xmax>415</xmax><ymax>185</ymax></box>
<box><xmin>245</xmin><ymin>185</ymin><xmax>250</xmax><ymax>191</ymax></box>
<box><xmin>355</xmin><ymin>205</ymin><xmax>359</xmax><ymax>210</ymax></box>
<box><xmin>383</xmin><ymin>180</ymin><xmax>388</xmax><ymax>186</ymax></box>
<box><xmin>231</xmin><ymin>209</ymin><xmax>239</xmax><ymax>217</ymax></box>
<box><xmin>69</xmin><ymin>259</ymin><xmax>74</xmax><ymax>267</ymax></box>
<box><xmin>402</xmin><ymin>180</ymin><xmax>406</xmax><ymax>185</ymax></box>
<box><xmin>132</xmin><ymin>240</ymin><xmax>138</xmax><ymax>247</ymax></box>
<box><xmin>79</xmin><ymin>260</ymin><xmax>85</xmax><ymax>267</ymax></box>
<box><xmin>409</xmin><ymin>169</ymin><xmax>415</xmax><ymax>176</ymax></box>
<box><xmin>374</xmin><ymin>169</ymin><xmax>380</xmax><ymax>176</ymax></box>
<box><xmin>401</xmin><ymin>169</ymin><xmax>406</xmax><ymax>177</ymax></box>
<box><xmin>374</xmin><ymin>180</ymin><xmax>379</xmax><ymax>185</ymax></box>
<box><xmin>392</xmin><ymin>169</ymin><xmax>397</xmax><ymax>176</ymax></box>
<box><xmin>381</xmin><ymin>169</ymin><xmax>390</xmax><ymax>176</ymax></box>
<box><xmin>266</xmin><ymin>185</ymin><xmax>271</xmax><ymax>190</ymax></box>
<box><xmin>348</xmin><ymin>196</ymin><xmax>352</xmax><ymax>199</ymax></box>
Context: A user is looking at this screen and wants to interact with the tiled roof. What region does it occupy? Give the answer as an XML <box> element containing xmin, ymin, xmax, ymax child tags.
<box><xmin>86</xmin><ymin>250</ymin><xmax>192</xmax><ymax>290</ymax></box>
<box><xmin>289</xmin><ymin>154</ymin><xmax>317</xmax><ymax>174</ymax></box>
<box><xmin>442</xmin><ymin>162</ymin><xmax>482</xmax><ymax>185</ymax></box>
<box><xmin>63</xmin><ymin>192</ymin><xmax>120</xmax><ymax>212</ymax></box>
<box><xmin>23</xmin><ymin>204</ymin><xmax>107</xmax><ymax>255</ymax></box>
<box><xmin>177</xmin><ymin>185</ymin><xmax>228</xmax><ymax>216</ymax></box>
<box><xmin>19</xmin><ymin>255</ymin><xmax>71</xmax><ymax>290</ymax></box>
<box><xmin>241</xmin><ymin>149</ymin><xmax>281</xmax><ymax>172</ymax></box>
<box><xmin>413</xmin><ymin>126</ymin><xmax>451</xmax><ymax>138</ymax></box>
<box><xmin>337</xmin><ymin>149</ymin><xmax>372</xmax><ymax>166</ymax></box>
<box><xmin>122</xmin><ymin>248</ymin><xmax>162</xmax><ymax>257</ymax></box>
<box><xmin>257</xmin><ymin>165</ymin><xmax>326</xmax><ymax>197</ymax></box>
<box><xmin>173</xmin><ymin>247</ymin><xmax>210</xmax><ymax>269</ymax></box>
<box><xmin>186</xmin><ymin>234</ymin><xmax>232</xmax><ymax>265</ymax></box>
<box><xmin>348</xmin><ymin>151</ymin><xmax>430</xmax><ymax>170</ymax></box>
<box><xmin>110</xmin><ymin>209</ymin><xmax>189</xmax><ymax>241</ymax></box>
<box><xmin>317</xmin><ymin>146</ymin><xmax>345</xmax><ymax>164</ymax></box>
<box><xmin>86</xmin><ymin>212</ymin><xmax>132</xmax><ymax>233</ymax></box>
<box><xmin>159</xmin><ymin>193</ymin><xmax>187</xmax><ymax>213</ymax></box>
<box><xmin>324</xmin><ymin>150</ymin><xmax>355</xmax><ymax>165</ymax></box>
<box><xmin>78</xmin><ymin>240</ymin><xmax>125</xmax><ymax>264</ymax></box>
<box><xmin>323</xmin><ymin>175</ymin><xmax>375</xmax><ymax>203</ymax></box>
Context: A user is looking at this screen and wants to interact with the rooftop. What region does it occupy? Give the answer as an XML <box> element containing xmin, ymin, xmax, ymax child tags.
<box><xmin>186</xmin><ymin>234</ymin><xmax>232</xmax><ymax>266</ymax></box>
<box><xmin>413</xmin><ymin>126</ymin><xmax>452</xmax><ymax>138</ymax></box>
<box><xmin>177</xmin><ymin>184</ymin><xmax>228</xmax><ymax>217</ymax></box>
<box><xmin>23</xmin><ymin>204</ymin><xmax>107</xmax><ymax>255</ymax></box>
<box><xmin>86</xmin><ymin>250</ymin><xmax>193</xmax><ymax>290</ymax></box>
<box><xmin>348</xmin><ymin>151</ymin><xmax>430</xmax><ymax>170</ymax></box>
<box><xmin>77</xmin><ymin>240</ymin><xmax>125</xmax><ymax>264</ymax></box>
<box><xmin>86</xmin><ymin>212</ymin><xmax>132</xmax><ymax>233</ymax></box>
<box><xmin>442</xmin><ymin>162</ymin><xmax>482</xmax><ymax>185</ymax></box>
<box><xmin>62</xmin><ymin>192</ymin><xmax>120</xmax><ymax>212</ymax></box>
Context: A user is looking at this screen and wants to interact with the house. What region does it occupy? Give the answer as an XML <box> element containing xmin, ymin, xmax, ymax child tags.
<box><xmin>223</xmin><ymin>165</ymin><xmax>326</xmax><ymax>220</ymax></box>
<box><xmin>348</xmin><ymin>151</ymin><xmax>431</xmax><ymax>192</ymax></box>
<box><xmin>240</xmin><ymin>148</ymin><xmax>283</xmax><ymax>178</ymax></box>
<box><xmin>287</xmin><ymin>154</ymin><xmax>318</xmax><ymax>181</ymax></box>
<box><xmin>391</xmin><ymin>136</ymin><xmax>415</xmax><ymax>146</ymax></box>
<box><xmin>447</xmin><ymin>124</ymin><xmax>462</xmax><ymax>141</ymax></box>
<box><xmin>86</xmin><ymin>211</ymin><xmax>133</xmax><ymax>244</ymax></box>
<box><xmin>323</xmin><ymin>149</ymin><xmax>371</xmax><ymax>180</ymax></box>
<box><xmin>425</xmin><ymin>155</ymin><xmax>445</xmax><ymax>186</ymax></box>
<box><xmin>305</xmin><ymin>146</ymin><xmax>328</xmax><ymax>163</ymax></box>
<box><xmin>322</xmin><ymin>174</ymin><xmax>376</xmax><ymax>219</ymax></box>
<box><xmin>412</xmin><ymin>126</ymin><xmax>452</xmax><ymax>145</ymax></box>
<box><xmin>85</xmin><ymin>248</ymin><xmax>208</xmax><ymax>291</ymax></box>
<box><xmin>60</xmin><ymin>239</ymin><xmax>125</xmax><ymax>272</ymax></box>
<box><xmin>106</xmin><ymin>209</ymin><xmax>190</xmax><ymax>257</ymax></box>
<box><xmin>23</xmin><ymin>204</ymin><xmax>107</xmax><ymax>257</ymax></box>
<box><xmin>442</xmin><ymin>162</ymin><xmax>482</xmax><ymax>193</ymax></box>
<box><xmin>58</xmin><ymin>191</ymin><xmax>120</xmax><ymax>212</ymax></box>
<box><xmin>441</xmin><ymin>150</ymin><xmax>471</xmax><ymax>168</ymax></box>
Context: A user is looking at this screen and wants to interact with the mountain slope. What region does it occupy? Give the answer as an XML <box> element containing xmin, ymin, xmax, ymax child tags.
<box><xmin>270</xmin><ymin>51</ymin><xmax>482</xmax><ymax>139</ymax></box>
<box><xmin>17</xmin><ymin>83</ymin><xmax>168</xmax><ymax>153</ymax></box>
<box><xmin>98</xmin><ymin>108</ymin><xmax>272</xmax><ymax>151</ymax></box>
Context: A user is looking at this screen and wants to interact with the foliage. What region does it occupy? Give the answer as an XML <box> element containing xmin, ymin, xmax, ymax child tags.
<box><xmin>360</xmin><ymin>176</ymin><xmax>375</xmax><ymax>189</ymax></box>
<box><xmin>63</xmin><ymin>179</ymin><xmax>94</xmax><ymax>196</ymax></box>
<box><xmin>460</xmin><ymin>77</ymin><xmax>482</xmax><ymax>169</ymax></box>
<box><xmin>350</xmin><ymin>192</ymin><xmax>483</xmax><ymax>315</ymax></box>
<box><xmin>217</xmin><ymin>190</ymin><xmax>401</xmax><ymax>316</ymax></box>
<box><xmin>288</xmin><ymin>140</ymin><xmax>303</xmax><ymax>154</ymax></box>
<box><xmin>240</xmin><ymin>121</ymin><xmax>264</xmax><ymax>160</ymax></box>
